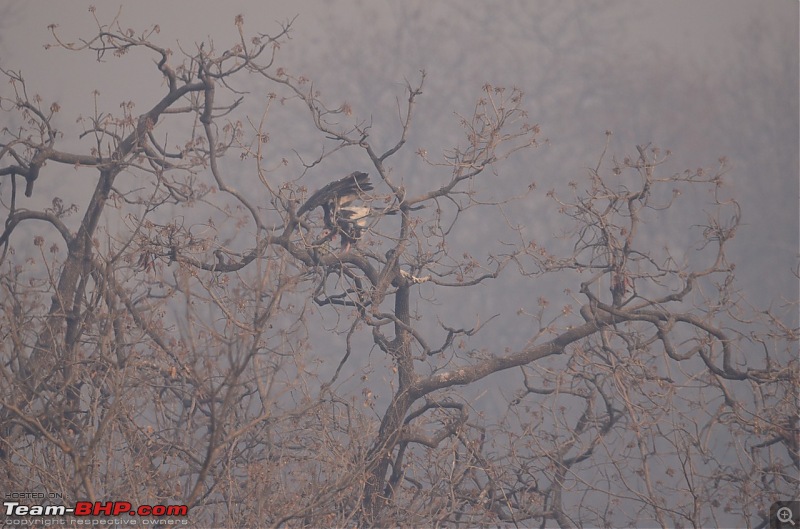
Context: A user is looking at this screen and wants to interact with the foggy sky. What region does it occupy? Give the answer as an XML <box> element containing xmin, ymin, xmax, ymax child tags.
<box><xmin>1</xmin><ymin>2</ymin><xmax>797</xmax><ymax>526</ymax></box>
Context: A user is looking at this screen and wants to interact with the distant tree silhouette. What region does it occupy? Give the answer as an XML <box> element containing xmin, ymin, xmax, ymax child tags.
<box><xmin>0</xmin><ymin>12</ymin><xmax>796</xmax><ymax>528</ymax></box>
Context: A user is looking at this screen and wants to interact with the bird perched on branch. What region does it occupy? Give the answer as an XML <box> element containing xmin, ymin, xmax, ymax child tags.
<box><xmin>297</xmin><ymin>171</ymin><xmax>374</xmax><ymax>252</ymax></box>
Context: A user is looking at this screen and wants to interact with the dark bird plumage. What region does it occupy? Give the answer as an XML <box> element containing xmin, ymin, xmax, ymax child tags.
<box><xmin>297</xmin><ymin>171</ymin><xmax>374</xmax><ymax>251</ymax></box>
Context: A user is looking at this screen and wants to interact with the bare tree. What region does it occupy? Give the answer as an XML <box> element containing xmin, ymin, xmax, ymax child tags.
<box><xmin>0</xmin><ymin>13</ymin><xmax>796</xmax><ymax>528</ymax></box>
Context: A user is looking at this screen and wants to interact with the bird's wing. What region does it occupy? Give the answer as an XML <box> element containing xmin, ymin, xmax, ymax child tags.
<box><xmin>335</xmin><ymin>173</ymin><xmax>373</xmax><ymax>207</ymax></box>
<box><xmin>297</xmin><ymin>171</ymin><xmax>372</xmax><ymax>217</ymax></box>
<box><xmin>339</xmin><ymin>206</ymin><xmax>371</xmax><ymax>226</ymax></box>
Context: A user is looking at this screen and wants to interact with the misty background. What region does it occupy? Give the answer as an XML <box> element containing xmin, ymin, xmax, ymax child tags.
<box><xmin>2</xmin><ymin>1</ymin><xmax>796</xmax><ymax>296</ymax></box>
<box><xmin>0</xmin><ymin>1</ymin><xmax>797</xmax><ymax>524</ymax></box>
<box><xmin>3</xmin><ymin>0</ymin><xmax>796</xmax><ymax>381</ymax></box>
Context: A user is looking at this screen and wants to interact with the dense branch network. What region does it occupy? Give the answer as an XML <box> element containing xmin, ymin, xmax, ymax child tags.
<box><xmin>0</xmin><ymin>13</ymin><xmax>795</xmax><ymax>529</ymax></box>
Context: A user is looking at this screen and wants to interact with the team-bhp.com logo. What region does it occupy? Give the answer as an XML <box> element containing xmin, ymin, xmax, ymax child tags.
<box><xmin>4</xmin><ymin>497</ymin><xmax>189</xmax><ymax>525</ymax></box>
